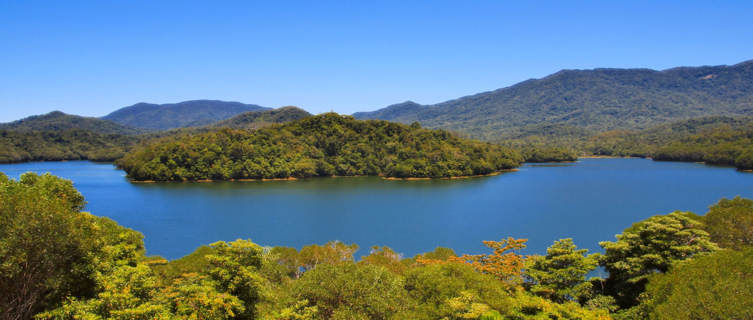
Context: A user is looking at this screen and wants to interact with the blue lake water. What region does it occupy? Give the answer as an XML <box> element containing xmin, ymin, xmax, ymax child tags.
<box><xmin>1</xmin><ymin>159</ymin><xmax>751</xmax><ymax>260</ymax></box>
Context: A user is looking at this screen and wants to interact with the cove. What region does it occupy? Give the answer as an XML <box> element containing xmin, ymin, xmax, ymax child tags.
<box><xmin>1</xmin><ymin>158</ymin><xmax>751</xmax><ymax>260</ymax></box>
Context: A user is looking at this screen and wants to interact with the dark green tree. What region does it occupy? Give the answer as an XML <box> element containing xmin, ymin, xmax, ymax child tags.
<box><xmin>703</xmin><ymin>196</ymin><xmax>753</xmax><ymax>250</ymax></box>
<box><xmin>599</xmin><ymin>211</ymin><xmax>718</xmax><ymax>308</ymax></box>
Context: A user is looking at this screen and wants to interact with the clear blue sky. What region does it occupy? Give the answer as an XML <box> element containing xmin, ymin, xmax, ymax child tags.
<box><xmin>2</xmin><ymin>0</ymin><xmax>752</xmax><ymax>122</ymax></box>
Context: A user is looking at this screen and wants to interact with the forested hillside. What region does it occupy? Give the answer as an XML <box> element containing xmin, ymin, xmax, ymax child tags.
<box><xmin>117</xmin><ymin>113</ymin><xmax>523</xmax><ymax>181</ymax></box>
<box><xmin>3</xmin><ymin>173</ymin><xmax>752</xmax><ymax>319</ymax></box>
<box><xmin>210</xmin><ymin>106</ymin><xmax>311</xmax><ymax>129</ymax></box>
<box><xmin>355</xmin><ymin>60</ymin><xmax>753</xmax><ymax>140</ymax></box>
<box><xmin>0</xmin><ymin>111</ymin><xmax>142</xmax><ymax>135</ymax></box>
<box><xmin>0</xmin><ymin>130</ymin><xmax>136</xmax><ymax>163</ymax></box>
<box><xmin>103</xmin><ymin>100</ymin><xmax>270</xmax><ymax>130</ymax></box>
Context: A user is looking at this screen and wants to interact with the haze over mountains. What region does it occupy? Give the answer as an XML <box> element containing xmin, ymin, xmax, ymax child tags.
<box><xmin>0</xmin><ymin>111</ymin><xmax>143</xmax><ymax>135</ymax></box>
<box><xmin>355</xmin><ymin>60</ymin><xmax>753</xmax><ymax>140</ymax></box>
<box><xmin>102</xmin><ymin>100</ymin><xmax>270</xmax><ymax>130</ymax></box>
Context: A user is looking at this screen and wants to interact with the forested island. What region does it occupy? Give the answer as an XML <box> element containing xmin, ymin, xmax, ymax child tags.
<box><xmin>117</xmin><ymin>113</ymin><xmax>524</xmax><ymax>181</ymax></box>
<box><xmin>2</xmin><ymin>172</ymin><xmax>751</xmax><ymax>320</ymax></box>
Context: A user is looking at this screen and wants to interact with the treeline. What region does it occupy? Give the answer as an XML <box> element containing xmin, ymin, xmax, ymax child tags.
<box><xmin>500</xmin><ymin>116</ymin><xmax>753</xmax><ymax>169</ymax></box>
<box><xmin>117</xmin><ymin>113</ymin><xmax>524</xmax><ymax>181</ymax></box>
<box><xmin>651</xmin><ymin>125</ymin><xmax>753</xmax><ymax>170</ymax></box>
<box><xmin>3</xmin><ymin>173</ymin><xmax>752</xmax><ymax>319</ymax></box>
<box><xmin>0</xmin><ymin>129</ymin><xmax>136</xmax><ymax>163</ymax></box>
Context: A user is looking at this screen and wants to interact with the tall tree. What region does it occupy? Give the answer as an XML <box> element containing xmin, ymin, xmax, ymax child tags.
<box><xmin>525</xmin><ymin>239</ymin><xmax>599</xmax><ymax>303</ymax></box>
<box><xmin>703</xmin><ymin>196</ymin><xmax>753</xmax><ymax>250</ymax></box>
<box><xmin>599</xmin><ymin>211</ymin><xmax>718</xmax><ymax>308</ymax></box>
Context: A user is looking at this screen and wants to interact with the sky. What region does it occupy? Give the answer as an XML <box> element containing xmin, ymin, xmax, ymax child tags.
<box><xmin>1</xmin><ymin>1</ymin><xmax>753</xmax><ymax>122</ymax></box>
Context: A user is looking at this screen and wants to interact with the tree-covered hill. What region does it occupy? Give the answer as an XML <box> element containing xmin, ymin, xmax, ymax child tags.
<box><xmin>117</xmin><ymin>113</ymin><xmax>523</xmax><ymax>181</ymax></box>
<box><xmin>102</xmin><ymin>100</ymin><xmax>270</xmax><ymax>131</ymax></box>
<box><xmin>355</xmin><ymin>60</ymin><xmax>753</xmax><ymax>140</ymax></box>
<box><xmin>0</xmin><ymin>111</ymin><xmax>142</xmax><ymax>135</ymax></box>
<box><xmin>210</xmin><ymin>106</ymin><xmax>312</xmax><ymax>129</ymax></box>
<box><xmin>0</xmin><ymin>130</ymin><xmax>136</xmax><ymax>163</ymax></box>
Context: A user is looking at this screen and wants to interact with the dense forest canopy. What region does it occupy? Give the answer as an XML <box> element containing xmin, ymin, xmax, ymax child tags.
<box><xmin>210</xmin><ymin>106</ymin><xmax>312</xmax><ymax>130</ymax></box>
<box><xmin>117</xmin><ymin>113</ymin><xmax>524</xmax><ymax>181</ymax></box>
<box><xmin>355</xmin><ymin>60</ymin><xmax>753</xmax><ymax>140</ymax></box>
<box><xmin>498</xmin><ymin>116</ymin><xmax>753</xmax><ymax>168</ymax></box>
<box><xmin>2</xmin><ymin>173</ymin><xmax>751</xmax><ymax>319</ymax></box>
<box><xmin>0</xmin><ymin>129</ymin><xmax>136</xmax><ymax>163</ymax></box>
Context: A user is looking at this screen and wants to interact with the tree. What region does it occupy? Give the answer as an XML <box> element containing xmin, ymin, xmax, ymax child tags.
<box><xmin>449</xmin><ymin>237</ymin><xmax>528</xmax><ymax>285</ymax></box>
<box><xmin>0</xmin><ymin>173</ymin><xmax>143</xmax><ymax>320</ymax></box>
<box><xmin>358</xmin><ymin>246</ymin><xmax>405</xmax><ymax>274</ymax></box>
<box><xmin>292</xmin><ymin>263</ymin><xmax>410</xmax><ymax>320</ymax></box>
<box><xmin>703</xmin><ymin>196</ymin><xmax>753</xmax><ymax>250</ymax></box>
<box><xmin>599</xmin><ymin>211</ymin><xmax>718</xmax><ymax>308</ymax></box>
<box><xmin>297</xmin><ymin>241</ymin><xmax>358</xmax><ymax>272</ymax></box>
<box><xmin>642</xmin><ymin>248</ymin><xmax>753</xmax><ymax>319</ymax></box>
<box><xmin>37</xmin><ymin>264</ymin><xmax>169</xmax><ymax>320</ymax></box>
<box><xmin>525</xmin><ymin>239</ymin><xmax>599</xmax><ymax>303</ymax></box>
<box><xmin>403</xmin><ymin>262</ymin><xmax>511</xmax><ymax>320</ymax></box>
<box><xmin>206</xmin><ymin>239</ymin><xmax>267</xmax><ymax>320</ymax></box>
<box><xmin>158</xmin><ymin>273</ymin><xmax>245</xmax><ymax>320</ymax></box>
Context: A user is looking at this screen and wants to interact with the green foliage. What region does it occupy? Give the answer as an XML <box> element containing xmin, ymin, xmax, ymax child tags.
<box><xmin>359</xmin><ymin>246</ymin><xmax>406</xmax><ymax>274</ymax></box>
<box><xmin>641</xmin><ymin>248</ymin><xmax>753</xmax><ymax>320</ymax></box>
<box><xmin>651</xmin><ymin>123</ymin><xmax>753</xmax><ymax>170</ymax></box>
<box><xmin>599</xmin><ymin>211</ymin><xmax>719</xmax><ymax>308</ymax></box>
<box><xmin>0</xmin><ymin>129</ymin><xmax>137</xmax><ymax>163</ymax></box>
<box><xmin>158</xmin><ymin>273</ymin><xmax>245</xmax><ymax>320</ymax></box>
<box><xmin>150</xmin><ymin>245</ymin><xmax>214</xmax><ymax>282</ymax></box>
<box><xmin>117</xmin><ymin>113</ymin><xmax>523</xmax><ymax>181</ymax></box>
<box><xmin>1</xmin><ymin>173</ymin><xmax>144</xmax><ymax>320</ymax></box>
<box><xmin>519</xmin><ymin>146</ymin><xmax>578</xmax><ymax>163</ymax></box>
<box><xmin>206</xmin><ymin>240</ymin><xmax>267</xmax><ymax>320</ymax></box>
<box><xmin>703</xmin><ymin>196</ymin><xmax>753</xmax><ymax>250</ymax></box>
<box><xmin>212</xmin><ymin>106</ymin><xmax>312</xmax><ymax>130</ymax></box>
<box><xmin>10</xmin><ymin>171</ymin><xmax>753</xmax><ymax>320</ymax></box>
<box><xmin>291</xmin><ymin>263</ymin><xmax>410</xmax><ymax>320</ymax></box>
<box><xmin>403</xmin><ymin>263</ymin><xmax>511</xmax><ymax>319</ymax></box>
<box><xmin>525</xmin><ymin>239</ymin><xmax>599</xmax><ymax>303</ymax></box>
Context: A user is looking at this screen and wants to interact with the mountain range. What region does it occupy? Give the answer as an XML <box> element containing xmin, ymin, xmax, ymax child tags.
<box><xmin>0</xmin><ymin>111</ymin><xmax>143</xmax><ymax>135</ymax></box>
<box><xmin>354</xmin><ymin>60</ymin><xmax>753</xmax><ymax>140</ymax></box>
<box><xmin>102</xmin><ymin>100</ymin><xmax>269</xmax><ymax>130</ymax></box>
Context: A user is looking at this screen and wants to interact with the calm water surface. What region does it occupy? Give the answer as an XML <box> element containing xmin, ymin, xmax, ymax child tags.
<box><xmin>1</xmin><ymin>159</ymin><xmax>751</xmax><ymax>260</ymax></box>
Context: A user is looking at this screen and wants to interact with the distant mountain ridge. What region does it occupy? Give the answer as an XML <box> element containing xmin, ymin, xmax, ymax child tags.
<box><xmin>103</xmin><ymin>100</ymin><xmax>270</xmax><ymax>130</ymax></box>
<box><xmin>354</xmin><ymin>60</ymin><xmax>753</xmax><ymax>140</ymax></box>
<box><xmin>211</xmin><ymin>106</ymin><xmax>312</xmax><ymax>129</ymax></box>
<box><xmin>0</xmin><ymin>111</ymin><xmax>142</xmax><ymax>135</ymax></box>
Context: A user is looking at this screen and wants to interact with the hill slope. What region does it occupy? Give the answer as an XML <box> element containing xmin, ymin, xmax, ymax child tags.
<box><xmin>210</xmin><ymin>106</ymin><xmax>311</xmax><ymax>129</ymax></box>
<box><xmin>117</xmin><ymin>113</ymin><xmax>523</xmax><ymax>181</ymax></box>
<box><xmin>0</xmin><ymin>130</ymin><xmax>136</xmax><ymax>163</ymax></box>
<box><xmin>354</xmin><ymin>60</ymin><xmax>753</xmax><ymax>140</ymax></box>
<box><xmin>103</xmin><ymin>100</ymin><xmax>270</xmax><ymax>130</ymax></box>
<box><xmin>0</xmin><ymin>111</ymin><xmax>142</xmax><ymax>135</ymax></box>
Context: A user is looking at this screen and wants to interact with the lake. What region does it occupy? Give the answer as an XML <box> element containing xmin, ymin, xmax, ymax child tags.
<box><xmin>1</xmin><ymin>158</ymin><xmax>751</xmax><ymax>260</ymax></box>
